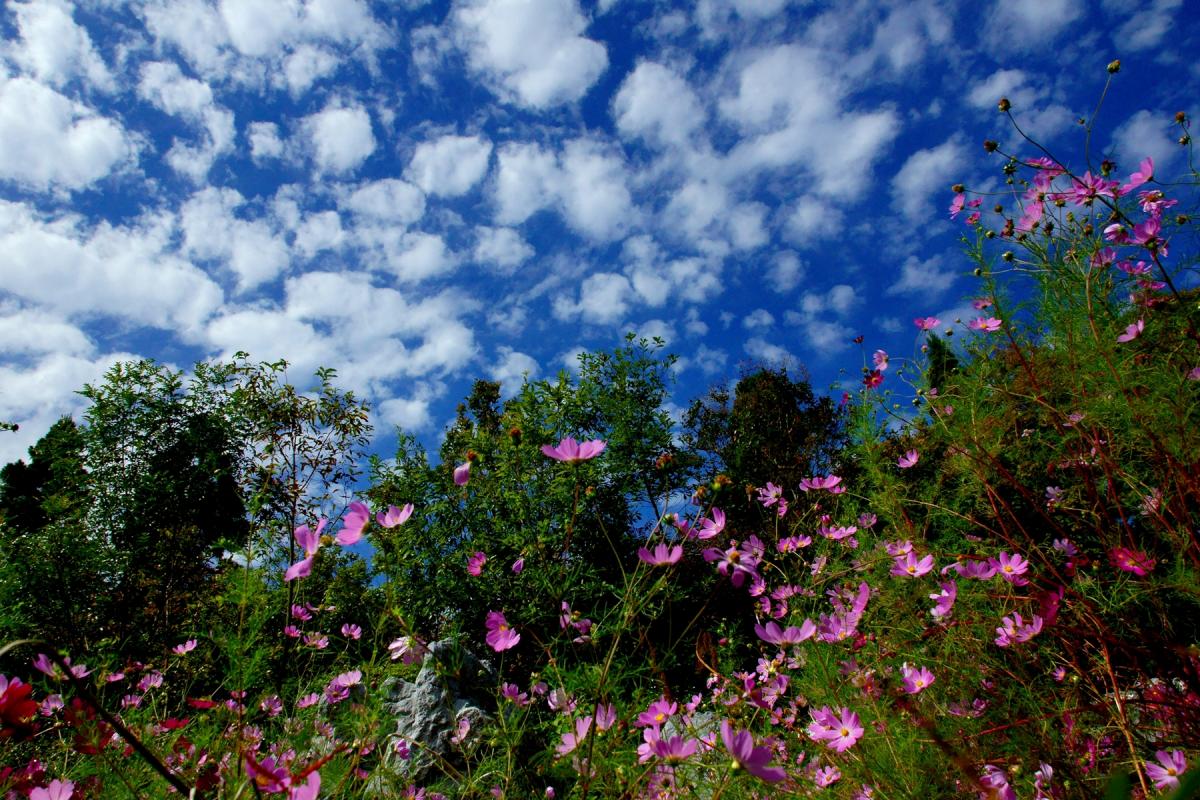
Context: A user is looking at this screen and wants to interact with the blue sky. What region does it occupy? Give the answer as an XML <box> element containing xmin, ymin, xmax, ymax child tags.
<box><xmin>0</xmin><ymin>0</ymin><xmax>1195</xmax><ymax>465</ymax></box>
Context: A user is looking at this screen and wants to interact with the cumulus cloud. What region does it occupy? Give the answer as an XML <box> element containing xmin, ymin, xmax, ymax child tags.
<box><xmin>452</xmin><ymin>0</ymin><xmax>608</xmax><ymax>107</ymax></box>
<box><xmin>0</xmin><ymin>306</ymin><xmax>94</xmax><ymax>357</ymax></box>
<box><xmin>0</xmin><ymin>77</ymin><xmax>132</xmax><ymax>191</ymax></box>
<box><xmin>1111</xmin><ymin>0</ymin><xmax>1182</xmax><ymax>51</ymax></box>
<box><xmin>887</xmin><ymin>254</ymin><xmax>957</xmax><ymax>298</ymax></box>
<box><xmin>612</xmin><ymin>61</ymin><xmax>704</xmax><ymax>147</ymax></box>
<box><xmin>489</xmin><ymin>346</ymin><xmax>539</xmax><ymax>395</ymax></box>
<box><xmin>785</xmin><ymin>196</ymin><xmax>843</xmax><ymax>243</ymax></box>
<box><xmin>766</xmin><ymin>251</ymin><xmax>806</xmax><ymax>293</ymax></box>
<box><xmin>891</xmin><ymin>136</ymin><xmax>966</xmax><ymax>221</ymax></box>
<box><xmin>408</xmin><ymin>133</ymin><xmax>493</xmax><ymax>197</ymax></box>
<box><xmin>552</xmin><ymin>272</ymin><xmax>633</xmax><ymax>325</ymax></box>
<box><xmin>742</xmin><ymin>308</ymin><xmax>774</xmax><ymax>330</ymax></box>
<box><xmin>744</xmin><ymin>336</ymin><xmax>793</xmax><ymax>365</ymax></box>
<box><xmin>180</xmin><ymin>187</ymin><xmax>290</xmax><ymax>292</ymax></box>
<box><xmin>0</xmin><ymin>201</ymin><xmax>223</xmax><ymax>334</ymax></box>
<box><xmin>138</xmin><ymin>60</ymin><xmax>235</xmax><ymax>180</ymax></box>
<box><xmin>302</xmin><ymin>102</ymin><xmax>376</xmax><ymax>175</ymax></box>
<box><xmin>341</xmin><ymin>178</ymin><xmax>426</xmax><ymax>224</ymax></box>
<box><xmin>8</xmin><ymin>0</ymin><xmax>114</xmax><ymax>91</ymax></box>
<box><xmin>248</xmin><ymin>121</ymin><xmax>285</xmax><ymax>160</ymax></box>
<box><xmin>718</xmin><ymin>44</ymin><xmax>898</xmax><ymax>198</ymax></box>
<box><xmin>984</xmin><ymin>0</ymin><xmax>1083</xmax><ymax>50</ymax></box>
<box><xmin>1110</xmin><ymin>109</ymin><xmax>1181</xmax><ymax>179</ymax></box>
<box><xmin>493</xmin><ymin>139</ymin><xmax>634</xmax><ymax>241</ymax></box>
<box><xmin>473</xmin><ymin>226</ymin><xmax>533</xmax><ymax>272</ymax></box>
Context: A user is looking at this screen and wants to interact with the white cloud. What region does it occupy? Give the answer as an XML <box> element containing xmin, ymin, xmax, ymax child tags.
<box><xmin>693</xmin><ymin>343</ymin><xmax>727</xmax><ymax>375</ymax></box>
<box><xmin>799</xmin><ymin>284</ymin><xmax>860</xmax><ymax>316</ymax></box>
<box><xmin>0</xmin><ymin>77</ymin><xmax>132</xmax><ymax>191</ymax></box>
<box><xmin>294</xmin><ymin>210</ymin><xmax>345</xmax><ymax>257</ymax></box>
<box><xmin>386</xmin><ymin>232</ymin><xmax>456</xmax><ymax>283</ymax></box>
<box><xmin>408</xmin><ymin>134</ymin><xmax>493</xmax><ymax>197</ymax></box>
<box><xmin>892</xmin><ymin>136</ymin><xmax>966</xmax><ymax>221</ymax></box>
<box><xmin>887</xmin><ymin>254</ymin><xmax>957</xmax><ymax>298</ymax></box>
<box><xmin>303</xmin><ymin>102</ymin><xmax>376</xmax><ymax>175</ymax></box>
<box><xmin>966</xmin><ymin>68</ymin><xmax>1038</xmax><ymax>110</ymax></box>
<box><xmin>281</xmin><ymin>44</ymin><xmax>340</xmax><ymax>94</ymax></box>
<box><xmin>742</xmin><ymin>308</ymin><xmax>774</xmax><ymax>330</ymax></box>
<box><xmin>552</xmin><ymin>272</ymin><xmax>633</xmax><ymax>325</ymax></box>
<box><xmin>1112</xmin><ymin>0</ymin><xmax>1182</xmax><ymax>51</ymax></box>
<box><xmin>785</xmin><ymin>196</ymin><xmax>843</xmax><ymax>243</ymax></box>
<box><xmin>452</xmin><ymin>0</ymin><xmax>608</xmax><ymax>108</ymax></box>
<box><xmin>985</xmin><ymin>0</ymin><xmax>1083</xmax><ymax>50</ymax></box>
<box><xmin>492</xmin><ymin>139</ymin><xmax>633</xmax><ymax>241</ymax></box>
<box><xmin>8</xmin><ymin>0</ymin><xmax>113</xmax><ymax>90</ymax></box>
<box><xmin>0</xmin><ymin>306</ymin><xmax>93</xmax><ymax>357</ymax></box>
<box><xmin>1110</xmin><ymin>109</ymin><xmax>1180</xmax><ymax>179</ymax></box>
<box><xmin>612</xmin><ymin>61</ymin><xmax>703</xmax><ymax>147</ymax></box>
<box><xmin>489</xmin><ymin>346</ymin><xmax>539</xmax><ymax>395</ymax></box>
<box><xmin>248</xmin><ymin>121</ymin><xmax>285</xmax><ymax>159</ymax></box>
<box><xmin>180</xmin><ymin>187</ymin><xmax>290</xmax><ymax>292</ymax></box>
<box><xmin>0</xmin><ymin>350</ymin><xmax>137</xmax><ymax>465</ymax></box>
<box><xmin>766</xmin><ymin>251</ymin><xmax>806</xmax><ymax>293</ymax></box>
<box><xmin>718</xmin><ymin>45</ymin><xmax>898</xmax><ymax>197</ymax></box>
<box><xmin>0</xmin><ymin>200</ymin><xmax>223</xmax><ymax>334</ymax></box>
<box><xmin>342</xmin><ymin>178</ymin><xmax>426</xmax><ymax>224</ymax></box>
<box><xmin>377</xmin><ymin>388</ymin><xmax>438</xmax><ymax>433</ymax></box>
<box><xmin>473</xmin><ymin>226</ymin><xmax>533</xmax><ymax>272</ymax></box>
<box><xmin>744</xmin><ymin>336</ymin><xmax>793</xmax><ymax>365</ymax></box>
<box><xmin>138</xmin><ymin>61</ymin><xmax>236</xmax><ymax>181</ymax></box>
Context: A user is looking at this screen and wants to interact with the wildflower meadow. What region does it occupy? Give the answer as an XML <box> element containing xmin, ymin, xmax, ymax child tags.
<box><xmin>1</xmin><ymin>66</ymin><xmax>1199</xmax><ymax>800</ymax></box>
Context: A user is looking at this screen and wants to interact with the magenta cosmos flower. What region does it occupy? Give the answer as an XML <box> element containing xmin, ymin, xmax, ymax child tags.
<box><xmin>914</xmin><ymin>316</ymin><xmax>941</xmax><ymax>330</ymax></box>
<box><xmin>541</xmin><ymin>436</ymin><xmax>606</xmax><ymax>463</ymax></box>
<box><xmin>1110</xmin><ymin>546</ymin><xmax>1155</xmax><ymax>576</ymax></box>
<box><xmin>638</xmin><ymin>543</ymin><xmax>682</xmax><ymax>566</ymax></box>
<box><xmin>1116</xmin><ymin>319</ymin><xmax>1144</xmax><ymax>343</ymax></box>
<box><xmin>376</xmin><ymin>503</ymin><xmax>414</xmax><ymax>528</ymax></box>
<box><xmin>454</xmin><ymin>461</ymin><xmax>471</xmax><ymax>485</ymax></box>
<box><xmin>808</xmin><ymin>706</ymin><xmax>864</xmax><ymax>752</ymax></box>
<box><xmin>1146</xmin><ymin>749</ymin><xmax>1187</xmax><ymax>791</ymax></box>
<box><xmin>30</xmin><ymin>780</ymin><xmax>74</xmax><ymax>800</ymax></box>
<box><xmin>467</xmin><ymin>551</ymin><xmax>487</xmax><ymax>576</ymax></box>
<box><xmin>485</xmin><ymin>611</ymin><xmax>520</xmax><ymax>652</ymax></box>
<box><xmin>336</xmin><ymin>501</ymin><xmax>370</xmax><ymax>546</ymax></box>
<box><xmin>897</xmin><ymin>450</ymin><xmax>919</xmax><ymax>469</ymax></box>
<box><xmin>284</xmin><ymin>518</ymin><xmax>326</xmax><ymax>582</ymax></box>
<box><xmin>892</xmin><ymin>551</ymin><xmax>934</xmax><ymax>578</ymax></box>
<box><xmin>720</xmin><ymin>719</ymin><xmax>786</xmax><ymax>782</ymax></box>
<box><xmin>900</xmin><ymin>663</ymin><xmax>935</xmax><ymax>694</ymax></box>
<box><xmin>969</xmin><ymin>317</ymin><xmax>1002</xmax><ymax>332</ymax></box>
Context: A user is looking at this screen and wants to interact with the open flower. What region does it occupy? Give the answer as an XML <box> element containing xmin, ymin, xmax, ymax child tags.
<box><xmin>1117</xmin><ymin>319</ymin><xmax>1144</xmax><ymax>343</ymax></box>
<box><xmin>900</xmin><ymin>663</ymin><xmax>935</xmax><ymax>694</ymax></box>
<box><xmin>1146</xmin><ymin>749</ymin><xmax>1187</xmax><ymax>791</ymax></box>
<box><xmin>376</xmin><ymin>503</ymin><xmax>414</xmax><ymax>528</ymax></box>
<box><xmin>969</xmin><ymin>317</ymin><xmax>1002</xmax><ymax>332</ymax></box>
<box><xmin>897</xmin><ymin>450</ymin><xmax>919</xmax><ymax>469</ymax></box>
<box><xmin>30</xmin><ymin>780</ymin><xmax>75</xmax><ymax>800</ymax></box>
<box><xmin>808</xmin><ymin>706</ymin><xmax>864</xmax><ymax>752</ymax></box>
<box><xmin>1110</xmin><ymin>546</ymin><xmax>1155</xmax><ymax>576</ymax></box>
<box><xmin>914</xmin><ymin>316</ymin><xmax>941</xmax><ymax>330</ymax></box>
<box><xmin>541</xmin><ymin>437</ymin><xmax>606</xmax><ymax>463</ymax></box>
<box><xmin>485</xmin><ymin>611</ymin><xmax>520</xmax><ymax>652</ymax></box>
<box><xmin>638</xmin><ymin>543</ymin><xmax>682</xmax><ymax>566</ymax></box>
<box><xmin>467</xmin><ymin>551</ymin><xmax>487</xmax><ymax>576</ymax></box>
<box><xmin>720</xmin><ymin>719</ymin><xmax>786</xmax><ymax>782</ymax></box>
<box><xmin>891</xmin><ymin>551</ymin><xmax>934</xmax><ymax>578</ymax></box>
<box><xmin>336</xmin><ymin>502</ymin><xmax>370</xmax><ymax>546</ymax></box>
<box><xmin>285</xmin><ymin>518</ymin><xmax>326</xmax><ymax>582</ymax></box>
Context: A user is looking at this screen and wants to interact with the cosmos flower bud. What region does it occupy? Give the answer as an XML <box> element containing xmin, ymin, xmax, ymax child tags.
<box><xmin>1107</xmin><ymin>59</ymin><xmax>1121</xmax><ymax>73</ymax></box>
<box><xmin>983</xmin><ymin>139</ymin><xmax>998</xmax><ymax>152</ymax></box>
<box><xmin>997</xmin><ymin>97</ymin><xmax>1010</xmax><ymax>112</ymax></box>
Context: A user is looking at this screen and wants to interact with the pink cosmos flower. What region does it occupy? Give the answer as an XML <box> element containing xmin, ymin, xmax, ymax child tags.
<box><xmin>556</xmin><ymin>716</ymin><xmax>592</xmax><ymax>757</ymax></box>
<box><xmin>754</xmin><ymin>619</ymin><xmax>816</xmax><ymax>646</ymax></box>
<box><xmin>969</xmin><ymin>317</ymin><xmax>1002</xmax><ymax>332</ymax></box>
<box><xmin>289</xmin><ymin>772</ymin><xmax>321</xmax><ymax>800</ymax></box>
<box><xmin>638</xmin><ymin>543</ymin><xmax>683</xmax><ymax>566</ymax></box>
<box><xmin>808</xmin><ymin>706</ymin><xmax>864</xmax><ymax>752</ymax></box>
<box><xmin>30</xmin><ymin>780</ymin><xmax>74</xmax><ymax>800</ymax></box>
<box><xmin>1104</xmin><ymin>222</ymin><xmax>1129</xmax><ymax>243</ymax></box>
<box><xmin>336</xmin><ymin>502</ymin><xmax>371</xmax><ymax>546</ymax></box>
<box><xmin>720</xmin><ymin>719</ymin><xmax>786</xmax><ymax>782</ymax></box>
<box><xmin>697</xmin><ymin>508</ymin><xmax>725</xmax><ymax>539</ymax></box>
<box><xmin>172</xmin><ymin>639</ymin><xmax>198</xmax><ymax>656</ymax></box>
<box><xmin>1071</xmin><ymin>171</ymin><xmax>1118</xmax><ymax>205</ymax></box>
<box><xmin>949</xmin><ymin>193</ymin><xmax>966</xmax><ymax>218</ymax></box>
<box><xmin>863</xmin><ymin>369</ymin><xmax>884</xmax><ymax>389</ymax></box>
<box><xmin>511</xmin><ymin>557</ymin><xmax>525</xmax><ymax>574</ymax></box>
<box><xmin>798</xmin><ymin>474</ymin><xmax>844</xmax><ymax>493</ymax></box>
<box><xmin>1117</xmin><ymin>319</ymin><xmax>1144</xmax><ymax>343</ymax></box>
<box><xmin>814</xmin><ymin>766</ymin><xmax>841</xmax><ymax>788</ymax></box>
<box><xmin>454</xmin><ymin>461</ymin><xmax>471</xmax><ymax>486</ymax></box>
<box><xmin>900</xmin><ymin>663</ymin><xmax>935</xmax><ymax>694</ymax></box>
<box><xmin>595</xmin><ymin>702</ymin><xmax>616</xmax><ymax>731</ymax></box>
<box><xmin>649</xmin><ymin>732</ymin><xmax>699</xmax><ymax>763</ymax></box>
<box><xmin>819</xmin><ymin>524</ymin><xmax>857</xmax><ymax>541</ymax></box>
<box><xmin>914</xmin><ymin>316</ymin><xmax>941</xmax><ymax>331</ymax></box>
<box><xmin>32</xmin><ymin>654</ymin><xmax>89</xmax><ymax>681</ymax></box>
<box><xmin>994</xmin><ymin>612</ymin><xmax>1043</xmax><ymax>647</ymax></box>
<box><xmin>1121</xmin><ymin>157</ymin><xmax>1154</xmax><ymax>195</ymax></box>
<box><xmin>467</xmin><ymin>551</ymin><xmax>487</xmax><ymax>576</ymax></box>
<box><xmin>1146</xmin><ymin>749</ymin><xmax>1187</xmax><ymax>791</ymax></box>
<box><xmin>485</xmin><ymin>611</ymin><xmax>520</xmax><ymax>652</ymax></box>
<box><xmin>897</xmin><ymin>450</ymin><xmax>919</xmax><ymax>469</ymax></box>
<box><xmin>376</xmin><ymin>503</ymin><xmax>414</xmax><ymax>528</ymax></box>
<box><xmin>994</xmin><ymin>551</ymin><xmax>1030</xmax><ymax>582</ymax></box>
<box><xmin>285</xmin><ymin>518</ymin><xmax>326</xmax><ymax>582</ymax></box>
<box><xmin>929</xmin><ymin>581</ymin><xmax>956</xmax><ymax>619</ymax></box>
<box><xmin>872</xmin><ymin>350</ymin><xmax>889</xmax><ymax>372</ymax></box>
<box><xmin>891</xmin><ymin>551</ymin><xmax>934</xmax><ymax>578</ymax></box>
<box><xmin>972</xmin><ymin>298</ymin><xmax>994</xmax><ymax>310</ymax></box>
<box><xmin>541</xmin><ymin>437</ymin><xmax>606</xmax><ymax>463</ymax></box>
<box><xmin>637</xmin><ymin>697</ymin><xmax>677</xmax><ymax>729</ymax></box>
<box><xmin>1110</xmin><ymin>546</ymin><xmax>1155</xmax><ymax>576</ymax></box>
<box><xmin>245</xmin><ymin>754</ymin><xmax>291</xmax><ymax>793</ymax></box>
<box><xmin>341</xmin><ymin>623</ymin><xmax>362</xmax><ymax>640</ymax></box>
